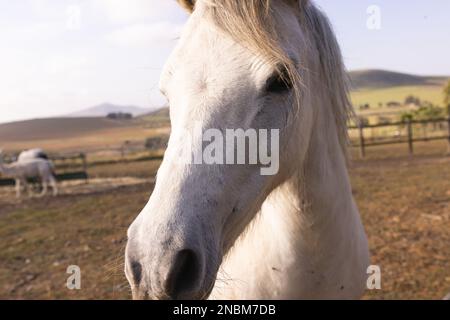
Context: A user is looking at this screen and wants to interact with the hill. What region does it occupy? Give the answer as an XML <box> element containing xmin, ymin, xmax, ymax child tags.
<box><xmin>0</xmin><ymin>117</ymin><xmax>139</xmax><ymax>142</ymax></box>
<box><xmin>139</xmin><ymin>107</ymin><xmax>170</xmax><ymax>120</ymax></box>
<box><xmin>68</xmin><ymin>103</ymin><xmax>153</xmax><ymax>117</ymax></box>
<box><xmin>0</xmin><ymin>111</ymin><xmax>170</xmax><ymax>153</ymax></box>
<box><xmin>348</xmin><ymin>70</ymin><xmax>448</xmax><ymax>90</ymax></box>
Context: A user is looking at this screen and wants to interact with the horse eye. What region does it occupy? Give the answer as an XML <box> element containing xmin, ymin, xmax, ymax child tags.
<box><xmin>265</xmin><ymin>71</ymin><xmax>293</xmax><ymax>94</ymax></box>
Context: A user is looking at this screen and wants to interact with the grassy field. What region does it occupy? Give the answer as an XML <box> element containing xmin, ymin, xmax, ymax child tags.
<box><xmin>0</xmin><ymin>141</ymin><xmax>449</xmax><ymax>300</ymax></box>
<box><xmin>351</xmin><ymin>85</ymin><xmax>445</xmax><ymax>109</ymax></box>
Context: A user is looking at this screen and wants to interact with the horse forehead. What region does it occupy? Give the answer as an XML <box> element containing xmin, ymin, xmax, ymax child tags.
<box><xmin>175</xmin><ymin>29</ymin><xmax>250</xmax><ymax>72</ymax></box>
<box><xmin>165</xmin><ymin>46</ymin><xmax>262</xmax><ymax>104</ymax></box>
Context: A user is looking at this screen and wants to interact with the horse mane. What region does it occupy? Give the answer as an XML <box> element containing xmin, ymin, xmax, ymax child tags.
<box><xmin>301</xmin><ymin>4</ymin><xmax>353</xmax><ymax>157</ymax></box>
<box><xmin>177</xmin><ymin>0</ymin><xmax>353</xmax><ymax>157</ymax></box>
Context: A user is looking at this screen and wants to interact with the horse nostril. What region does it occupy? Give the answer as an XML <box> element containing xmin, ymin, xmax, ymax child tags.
<box><xmin>126</xmin><ymin>260</ymin><xmax>142</xmax><ymax>286</ymax></box>
<box><xmin>165</xmin><ymin>249</ymin><xmax>200</xmax><ymax>299</ymax></box>
<box><xmin>131</xmin><ymin>261</ymin><xmax>143</xmax><ymax>284</ymax></box>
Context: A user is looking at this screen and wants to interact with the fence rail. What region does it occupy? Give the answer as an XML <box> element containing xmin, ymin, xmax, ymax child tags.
<box><xmin>349</xmin><ymin>116</ymin><xmax>450</xmax><ymax>158</ymax></box>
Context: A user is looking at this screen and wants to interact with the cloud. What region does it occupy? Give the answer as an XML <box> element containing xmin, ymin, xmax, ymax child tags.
<box><xmin>96</xmin><ymin>0</ymin><xmax>187</xmax><ymax>48</ymax></box>
<box><xmin>29</xmin><ymin>0</ymin><xmax>65</xmax><ymax>18</ymax></box>
<box><xmin>0</xmin><ymin>0</ymin><xmax>188</xmax><ymax>123</ymax></box>
<box><xmin>44</xmin><ymin>55</ymin><xmax>90</xmax><ymax>75</ymax></box>
<box><xmin>0</xmin><ymin>22</ymin><xmax>66</xmax><ymax>44</ymax></box>
<box><xmin>93</xmin><ymin>0</ymin><xmax>186</xmax><ymax>24</ymax></box>
<box><xmin>105</xmin><ymin>22</ymin><xmax>183</xmax><ymax>47</ymax></box>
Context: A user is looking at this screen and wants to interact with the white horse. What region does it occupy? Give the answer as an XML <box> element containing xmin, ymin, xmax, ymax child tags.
<box><xmin>0</xmin><ymin>150</ymin><xmax>58</xmax><ymax>198</ymax></box>
<box><xmin>125</xmin><ymin>0</ymin><xmax>370</xmax><ymax>300</ymax></box>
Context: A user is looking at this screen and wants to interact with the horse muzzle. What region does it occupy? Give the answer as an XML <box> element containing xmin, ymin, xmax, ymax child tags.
<box><xmin>125</xmin><ymin>229</ymin><xmax>217</xmax><ymax>300</ymax></box>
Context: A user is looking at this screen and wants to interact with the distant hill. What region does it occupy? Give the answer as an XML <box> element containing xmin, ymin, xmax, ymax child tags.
<box><xmin>0</xmin><ymin>117</ymin><xmax>139</xmax><ymax>142</ymax></box>
<box><xmin>139</xmin><ymin>107</ymin><xmax>170</xmax><ymax>119</ymax></box>
<box><xmin>348</xmin><ymin>70</ymin><xmax>448</xmax><ymax>90</ymax></box>
<box><xmin>138</xmin><ymin>107</ymin><xmax>170</xmax><ymax>128</ymax></box>
<box><xmin>0</xmin><ymin>106</ymin><xmax>172</xmax><ymax>147</ymax></box>
<box><xmin>68</xmin><ymin>103</ymin><xmax>153</xmax><ymax>117</ymax></box>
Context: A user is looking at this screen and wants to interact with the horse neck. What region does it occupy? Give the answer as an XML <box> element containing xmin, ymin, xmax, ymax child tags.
<box><xmin>0</xmin><ymin>160</ymin><xmax>18</xmax><ymax>177</ymax></box>
<box><xmin>214</xmin><ymin>102</ymin><xmax>369</xmax><ymax>299</ymax></box>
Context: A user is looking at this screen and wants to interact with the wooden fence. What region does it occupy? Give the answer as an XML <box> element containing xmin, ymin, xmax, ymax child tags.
<box><xmin>52</xmin><ymin>153</ymin><xmax>89</xmax><ymax>182</ymax></box>
<box><xmin>349</xmin><ymin>116</ymin><xmax>450</xmax><ymax>158</ymax></box>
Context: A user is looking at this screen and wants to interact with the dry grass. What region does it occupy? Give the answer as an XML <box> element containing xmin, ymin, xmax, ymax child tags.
<box><xmin>350</xmin><ymin>139</ymin><xmax>449</xmax><ymax>160</ymax></box>
<box><xmin>0</xmin><ymin>185</ymin><xmax>149</xmax><ymax>299</ymax></box>
<box><xmin>353</xmin><ymin>157</ymin><xmax>450</xmax><ymax>299</ymax></box>
<box><xmin>0</xmin><ymin>142</ymin><xmax>448</xmax><ymax>299</ymax></box>
<box><xmin>351</xmin><ymin>85</ymin><xmax>446</xmax><ymax>108</ymax></box>
<box><xmin>88</xmin><ymin>159</ymin><xmax>162</xmax><ymax>179</ymax></box>
<box><xmin>0</xmin><ymin>127</ymin><xmax>170</xmax><ymax>154</ymax></box>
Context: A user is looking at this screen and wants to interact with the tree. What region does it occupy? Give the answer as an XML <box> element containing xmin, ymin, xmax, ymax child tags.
<box><xmin>410</xmin><ymin>104</ymin><xmax>446</xmax><ymax>136</ymax></box>
<box><xmin>400</xmin><ymin>112</ymin><xmax>413</xmax><ymax>122</ymax></box>
<box><xmin>444</xmin><ymin>80</ymin><xmax>450</xmax><ymax>110</ymax></box>
<box><xmin>414</xmin><ymin>105</ymin><xmax>445</xmax><ymax>120</ymax></box>
<box><xmin>107</xmin><ymin>112</ymin><xmax>133</xmax><ymax>119</ymax></box>
<box><xmin>405</xmin><ymin>95</ymin><xmax>421</xmax><ymax>106</ymax></box>
<box><xmin>145</xmin><ymin>135</ymin><xmax>169</xmax><ymax>150</ymax></box>
<box><xmin>403</xmin><ymin>104</ymin><xmax>445</xmax><ymax>122</ymax></box>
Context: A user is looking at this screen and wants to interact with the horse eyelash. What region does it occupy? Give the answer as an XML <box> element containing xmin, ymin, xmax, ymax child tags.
<box><xmin>265</xmin><ymin>69</ymin><xmax>293</xmax><ymax>94</ymax></box>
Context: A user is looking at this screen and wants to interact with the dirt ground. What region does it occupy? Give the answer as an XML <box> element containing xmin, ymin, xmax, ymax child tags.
<box><xmin>352</xmin><ymin>156</ymin><xmax>450</xmax><ymax>299</ymax></box>
<box><xmin>0</xmin><ymin>178</ymin><xmax>150</xmax><ymax>206</ymax></box>
<box><xmin>0</xmin><ymin>149</ymin><xmax>449</xmax><ymax>300</ymax></box>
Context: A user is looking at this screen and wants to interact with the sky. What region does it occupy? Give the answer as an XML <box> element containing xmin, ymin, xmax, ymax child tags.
<box><xmin>0</xmin><ymin>0</ymin><xmax>449</xmax><ymax>124</ymax></box>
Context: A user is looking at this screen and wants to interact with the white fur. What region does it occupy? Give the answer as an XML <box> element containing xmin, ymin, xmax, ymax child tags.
<box><xmin>17</xmin><ymin>148</ymin><xmax>47</xmax><ymax>162</ymax></box>
<box><xmin>125</xmin><ymin>0</ymin><xmax>370</xmax><ymax>300</ymax></box>
<box><xmin>0</xmin><ymin>151</ymin><xmax>58</xmax><ymax>198</ymax></box>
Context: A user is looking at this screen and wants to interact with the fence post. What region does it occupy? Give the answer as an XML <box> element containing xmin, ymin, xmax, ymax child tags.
<box><xmin>358</xmin><ymin>121</ymin><xmax>366</xmax><ymax>159</ymax></box>
<box><xmin>406</xmin><ymin>118</ymin><xmax>414</xmax><ymax>155</ymax></box>
<box><xmin>81</xmin><ymin>153</ymin><xmax>88</xmax><ymax>183</ymax></box>
<box><xmin>447</xmin><ymin>105</ymin><xmax>450</xmax><ymax>154</ymax></box>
